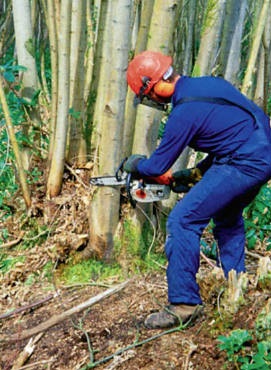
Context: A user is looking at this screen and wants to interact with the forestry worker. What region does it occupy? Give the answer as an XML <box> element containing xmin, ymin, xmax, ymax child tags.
<box><xmin>123</xmin><ymin>50</ymin><xmax>271</xmax><ymax>329</ymax></box>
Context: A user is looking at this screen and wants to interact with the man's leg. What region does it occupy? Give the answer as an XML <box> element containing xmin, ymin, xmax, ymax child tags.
<box><xmin>213</xmin><ymin>209</ymin><xmax>245</xmax><ymax>277</ymax></box>
<box><xmin>145</xmin><ymin>164</ymin><xmax>263</xmax><ymax>328</ymax></box>
<box><xmin>213</xmin><ymin>188</ymin><xmax>260</xmax><ymax>277</ymax></box>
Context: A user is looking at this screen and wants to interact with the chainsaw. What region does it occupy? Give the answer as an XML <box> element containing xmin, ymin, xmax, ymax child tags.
<box><xmin>90</xmin><ymin>158</ymin><xmax>171</xmax><ymax>207</ymax></box>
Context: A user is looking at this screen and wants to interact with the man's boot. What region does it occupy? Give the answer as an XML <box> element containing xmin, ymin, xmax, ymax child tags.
<box><xmin>144</xmin><ymin>304</ymin><xmax>203</xmax><ymax>329</ymax></box>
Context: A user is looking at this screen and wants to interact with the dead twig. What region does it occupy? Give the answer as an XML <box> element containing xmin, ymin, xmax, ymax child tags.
<box><xmin>0</xmin><ymin>293</ymin><xmax>58</xmax><ymax>320</ymax></box>
<box><xmin>183</xmin><ymin>340</ymin><xmax>197</xmax><ymax>370</ymax></box>
<box><xmin>200</xmin><ymin>251</ymin><xmax>216</xmax><ymax>268</ymax></box>
<box><xmin>79</xmin><ymin>325</ymin><xmax>185</xmax><ymax>370</ymax></box>
<box><xmin>11</xmin><ymin>359</ymin><xmax>55</xmax><ymax>370</ymax></box>
<box><xmin>65</xmin><ymin>163</ymin><xmax>90</xmax><ymax>189</ymax></box>
<box><xmin>245</xmin><ymin>248</ymin><xmax>262</xmax><ymax>259</ymax></box>
<box><xmin>0</xmin><ymin>232</ymin><xmax>24</xmax><ymax>248</ymax></box>
<box><xmin>11</xmin><ymin>333</ymin><xmax>44</xmax><ymax>370</ymax></box>
<box><xmin>0</xmin><ymin>280</ymin><xmax>129</xmax><ymax>343</ymax></box>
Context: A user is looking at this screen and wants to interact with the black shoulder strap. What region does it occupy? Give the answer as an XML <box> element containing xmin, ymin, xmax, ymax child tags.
<box><xmin>175</xmin><ymin>96</ymin><xmax>257</xmax><ymax>126</ymax></box>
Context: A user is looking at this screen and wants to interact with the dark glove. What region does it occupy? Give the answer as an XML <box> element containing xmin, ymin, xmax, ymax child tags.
<box><xmin>171</xmin><ymin>168</ymin><xmax>202</xmax><ymax>193</ymax></box>
<box><xmin>147</xmin><ymin>169</ymin><xmax>174</xmax><ymax>185</ymax></box>
<box><xmin>123</xmin><ymin>154</ymin><xmax>147</xmax><ymax>173</ymax></box>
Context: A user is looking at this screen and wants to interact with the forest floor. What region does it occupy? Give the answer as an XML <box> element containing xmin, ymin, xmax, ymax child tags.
<box><xmin>0</xmin><ymin>168</ymin><xmax>270</xmax><ymax>370</ymax></box>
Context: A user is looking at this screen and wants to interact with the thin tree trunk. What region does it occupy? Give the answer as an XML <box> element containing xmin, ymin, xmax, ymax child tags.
<box><xmin>12</xmin><ymin>0</ymin><xmax>41</xmax><ymax>170</ymax></box>
<box><xmin>241</xmin><ymin>0</ymin><xmax>270</xmax><ymax>97</ymax></box>
<box><xmin>47</xmin><ymin>0</ymin><xmax>72</xmax><ymax>197</ymax></box>
<box><xmin>224</xmin><ymin>0</ymin><xmax>247</xmax><ymax>84</ymax></box>
<box><xmin>0</xmin><ymin>76</ymin><xmax>31</xmax><ymax>209</ymax></box>
<box><xmin>45</xmin><ymin>0</ymin><xmax>59</xmax><ymax>163</ymax></box>
<box><xmin>85</xmin><ymin>0</ymin><xmax>132</xmax><ymax>261</ymax></box>
<box><xmin>254</xmin><ymin>4</ymin><xmax>271</xmax><ymax>111</ymax></box>
<box><xmin>67</xmin><ymin>0</ymin><xmax>87</xmax><ymax>166</ymax></box>
<box><xmin>182</xmin><ymin>0</ymin><xmax>196</xmax><ymax>75</ymax></box>
<box><xmin>193</xmin><ymin>0</ymin><xmax>227</xmax><ymax>75</ymax></box>
<box><xmin>123</xmin><ymin>0</ymin><xmax>154</xmax><ymax>158</ymax></box>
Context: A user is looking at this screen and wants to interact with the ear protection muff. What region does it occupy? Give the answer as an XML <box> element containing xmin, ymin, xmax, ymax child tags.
<box><xmin>153</xmin><ymin>79</ymin><xmax>175</xmax><ymax>97</ymax></box>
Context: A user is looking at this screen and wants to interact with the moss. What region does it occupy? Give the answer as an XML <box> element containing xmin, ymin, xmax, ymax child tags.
<box><xmin>57</xmin><ymin>259</ymin><xmax>123</xmax><ymax>285</ymax></box>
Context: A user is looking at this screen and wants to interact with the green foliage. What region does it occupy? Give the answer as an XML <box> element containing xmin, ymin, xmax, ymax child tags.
<box><xmin>0</xmin><ymin>254</ymin><xmax>25</xmax><ymax>274</ymax></box>
<box><xmin>200</xmin><ymin>238</ymin><xmax>217</xmax><ymax>259</ymax></box>
<box><xmin>268</xmin><ymin>95</ymin><xmax>271</xmax><ymax>116</ymax></box>
<box><xmin>218</xmin><ymin>329</ymin><xmax>271</xmax><ymax>369</ymax></box>
<box><xmin>244</xmin><ymin>183</ymin><xmax>271</xmax><ymax>250</ymax></box>
<box><xmin>0</xmin><ymin>60</ymin><xmax>46</xmax><ymax>217</ymax></box>
<box><xmin>218</xmin><ymin>329</ymin><xmax>252</xmax><ymax>358</ymax></box>
<box><xmin>255</xmin><ymin>305</ymin><xmax>271</xmax><ymax>342</ymax></box>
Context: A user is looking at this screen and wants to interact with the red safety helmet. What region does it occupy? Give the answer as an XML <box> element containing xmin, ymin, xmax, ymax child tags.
<box><xmin>127</xmin><ymin>51</ymin><xmax>172</xmax><ymax>97</ymax></box>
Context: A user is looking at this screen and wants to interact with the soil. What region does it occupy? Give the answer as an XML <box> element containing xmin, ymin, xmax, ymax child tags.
<box><xmin>0</xmin><ymin>168</ymin><xmax>270</xmax><ymax>370</ymax></box>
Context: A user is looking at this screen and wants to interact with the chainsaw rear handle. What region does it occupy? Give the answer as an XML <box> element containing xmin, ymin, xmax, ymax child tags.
<box><xmin>115</xmin><ymin>157</ymin><xmax>128</xmax><ymax>181</ymax></box>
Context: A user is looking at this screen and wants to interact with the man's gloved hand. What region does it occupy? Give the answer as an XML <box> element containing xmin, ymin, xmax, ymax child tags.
<box><xmin>123</xmin><ymin>154</ymin><xmax>147</xmax><ymax>173</ymax></box>
<box><xmin>171</xmin><ymin>168</ymin><xmax>202</xmax><ymax>193</ymax></box>
<box><xmin>147</xmin><ymin>169</ymin><xmax>174</xmax><ymax>185</ymax></box>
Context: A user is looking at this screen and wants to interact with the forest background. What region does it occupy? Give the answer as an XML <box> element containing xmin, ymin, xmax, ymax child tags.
<box><xmin>1</xmin><ymin>0</ymin><xmax>271</xmax><ymax>369</ymax></box>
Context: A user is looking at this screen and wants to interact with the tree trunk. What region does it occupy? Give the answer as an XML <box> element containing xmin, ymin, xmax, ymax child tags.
<box><xmin>46</xmin><ymin>0</ymin><xmax>72</xmax><ymax>197</ymax></box>
<box><xmin>67</xmin><ymin>0</ymin><xmax>87</xmax><ymax>166</ymax></box>
<box><xmin>193</xmin><ymin>0</ymin><xmax>227</xmax><ymax>75</ymax></box>
<box><xmin>45</xmin><ymin>0</ymin><xmax>59</xmax><ymax>163</ymax></box>
<box><xmin>241</xmin><ymin>0</ymin><xmax>270</xmax><ymax>97</ymax></box>
<box><xmin>123</xmin><ymin>0</ymin><xmax>154</xmax><ymax>158</ymax></box>
<box><xmin>224</xmin><ymin>0</ymin><xmax>247</xmax><ymax>84</ymax></box>
<box><xmin>254</xmin><ymin>4</ymin><xmax>271</xmax><ymax>111</ymax></box>
<box><xmin>85</xmin><ymin>0</ymin><xmax>132</xmax><ymax>261</ymax></box>
<box><xmin>0</xmin><ymin>76</ymin><xmax>31</xmax><ymax>209</ymax></box>
<box><xmin>12</xmin><ymin>0</ymin><xmax>40</xmax><ymax>170</ymax></box>
<box><xmin>125</xmin><ymin>0</ymin><xmax>178</xmax><ymax>258</ymax></box>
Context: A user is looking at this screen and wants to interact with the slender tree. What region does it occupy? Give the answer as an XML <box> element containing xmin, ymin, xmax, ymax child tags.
<box><xmin>67</xmin><ymin>0</ymin><xmax>87</xmax><ymax>166</ymax></box>
<box><xmin>241</xmin><ymin>0</ymin><xmax>270</xmax><ymax>97</ymax></box>
<box><xmin>85</xmin><ymin>0</ymin><xmax>132</xmax><ymax>260</ymax></box>
<box><xmin>12</xmin><ymin>0</ymin><xmax>41</xmax><ymax>170</ymax></box>
<box><xmin>123</xmin><ymin>0</ymin><xmax>155</xmax><ymax>158</ymax></box>
<box><xmin>193</xmin><ymin>0</ymin><xmax>227</xmax><ymax>75</ymax></box>
<box><xmin>0</xmin><ymin>75</ymin><xmax>31</xmax><ymax>208</ymax></box>
<box><xmin>44</xmin><ymin>0</ymin><xmax>59</xmax><ymax>163</ymax></box>
<box><xmin>46</xmin><ymin>0</ymin><xmax>72</xmax><ymax>197</ymax></box>
<box><xmin>224</xmin><ymin>0</ymin><xmax>247</xmax><ymax>84</ymax></box>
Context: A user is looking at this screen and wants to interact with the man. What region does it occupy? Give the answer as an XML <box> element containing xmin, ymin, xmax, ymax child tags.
<box><xmin>124</xmin><ymin>50</ymin><xmax>271</xmax><ymax>329</ymax></box>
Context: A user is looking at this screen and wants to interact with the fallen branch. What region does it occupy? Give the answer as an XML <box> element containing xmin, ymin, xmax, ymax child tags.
<box><xmin>245</xmin><ymin>248</ymin><xmax>262</xmax><ymax>259</ymax></box>
<box><xmin>11</xmin><ymin>333</ymin><xmax>44</xmax><ymax>370</ymax></box>
<box><xmin>0</xmin><ymin>293</ymin><xmax>58</xmax><ymax>320</ymax></box>
<box><xmin>0</xmin><ymin>232</ymin><xmax>24</xmax><ymax>248</ymax></box>
<box><xmin>200</xmin><ymin>251</ymin><xmax>216</xmax><ymax>268</ymax></box>
<box><xmin>79</xmin><ymin>325</ymin><xmax>185</xmax><ymax>370</ymax></box>
<box><xmin>0</xmin><ymin>280</ymin><xmax>129</xmax><ymax>344</ymax></box>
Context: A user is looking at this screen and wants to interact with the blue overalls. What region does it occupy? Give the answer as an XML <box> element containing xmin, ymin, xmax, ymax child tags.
<box><xmin>137</xmin><ymin>76</ymin><xmax>271</xmax><ymax>305</ymax></box>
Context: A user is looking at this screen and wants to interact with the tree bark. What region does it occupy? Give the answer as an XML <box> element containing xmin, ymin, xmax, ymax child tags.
<box><xmin>193</xmin><ymin>0</ymin><xmax>227</xmax><ymax>75</ymax></box>
<box><xmin>0</xmin><ymin>76</ymin><xmax>31</xmax><ymax>208</ymax></box>
<box><xmin>85</xmin><ymin>0</ymin><xmax>132</xmax><ymax>260</ymax></box>
<box><xmin>224</xmin><ymin>0</ymin><xmax>247</xmax><ymax>84</ymax></box>
<box><xmin>45</xmin><ymin>0</ymin><xmax>59</xmax><ymax>163</ymax></box>
<box><xmin>241</xmin><ymin>0</ymin><xmax>271</xmax><ymax>97</ymax></box>
<box><xmin>12</xmin><ymin>0</ymin><xmax>41</xmax><ymax>170</ymax></box>
<box><xmin>123</xmin><ymin>0</ymin><xmax>155</xmax><ymax>158</ymax></box>
<box><xmin>67</xmin><ymin>0</ymin><xmax>87</xmax><ymax>166</ymax></box>
<box><xmin>47</xmin><ymin>0</ymin><xmax>72</xmax><ymax>197</ymax></box>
